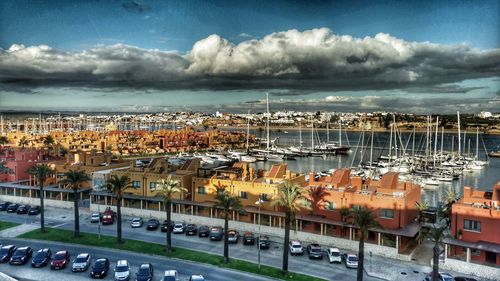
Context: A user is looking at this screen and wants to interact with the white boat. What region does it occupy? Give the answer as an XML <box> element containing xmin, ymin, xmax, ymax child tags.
<box><xmin>240</xmin><ymin>155</ymin><xmax>257</xmax><ymax>163</ymax></box>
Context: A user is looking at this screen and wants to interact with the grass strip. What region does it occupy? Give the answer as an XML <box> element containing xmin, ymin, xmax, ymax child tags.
<box><xmin>0</xmin><ymin>221</ymin><xmax>20</xmax><ymax>231</ymax></box>
<box><xmin>20</xmin><ymin>228</ymin><xmax>326</xmax><ymax>281</ymax></box>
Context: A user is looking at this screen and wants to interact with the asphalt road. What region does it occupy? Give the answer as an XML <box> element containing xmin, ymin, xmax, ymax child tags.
<box><xmin>0</xmin><ymin>209</ymin><xmax>381</xmax><ymax>281</ymax></box>
<box><xmin>0</xmin><ymin>238</ymin><xmax>275</xmax><ymax>281</ymax></box>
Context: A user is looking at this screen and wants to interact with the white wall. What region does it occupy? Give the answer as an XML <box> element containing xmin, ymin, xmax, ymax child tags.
<box><xmin>90</xmin><ymin>204</ymin><xmax>410</xmax><ymax>261</ymax></box>
<box><xmin>0</xmin><ymin>195</ymin><xmax>73</xmax><ymax>209</ymax></box>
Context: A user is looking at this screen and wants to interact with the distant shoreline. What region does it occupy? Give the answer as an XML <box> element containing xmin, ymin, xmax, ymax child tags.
<box><xmin>218</xmin><ymin>125</ymin><xmax>500</xmax><ymax>135</ymax></box>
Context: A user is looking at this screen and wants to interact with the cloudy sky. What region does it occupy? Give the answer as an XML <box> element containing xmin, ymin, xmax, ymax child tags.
<box><xmin>0</xmin><ymin>0</ymin><xmax>499</xmax><ymax>114</ymax></box>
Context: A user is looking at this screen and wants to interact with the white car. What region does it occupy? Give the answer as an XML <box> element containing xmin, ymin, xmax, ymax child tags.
<box><xmin>163</xmin><ymin>270</ymin><xmax>179</xmax><ymax>281</ymax></box>
<box><xmin>172</xmin><ymin>223</ymin><xmax>185</xmax><ymax>233</ymax></box>
<box><xmin>188</xmin><ymin>275</ymin><xmax>205</xmax><ymax>281</ymax></box>
<box><xmin>130</xmin><ymin>217</ymin><xmax>143</xmax><ymax>228</ymax></box>
<box><xmin>71</xmin><ymin>253</ymin><xmax>91</xmax><ymax>272</ymax></box>
<box><xmin>343</xmin><ymin>253</ymin><xmax>358</xmax><ymax>269</ymax></box>
<box><xmin>327</xmin><ymin>248</ymin><xmax>342</xmax><ymax>263</ymax></box>
<box><xmin>90</xmin><ymin>213</ymin><xmax>101</xmax><ymax>223</ymax></box>
<box><xmin>289</xmin><ymin>240</ymin><xmax>303</xmax><ymax>255</ymax></box>
<box><xmin>114</xmin><ymin>259</ymin><xmax>130</xmax><ymax>281</ymax></box>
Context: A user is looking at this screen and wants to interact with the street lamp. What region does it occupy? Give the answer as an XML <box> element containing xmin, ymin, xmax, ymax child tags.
<box><xmin>255</xmin><ymin>194</ymin><xmax>264</xmax><ymax>269</ymax></box>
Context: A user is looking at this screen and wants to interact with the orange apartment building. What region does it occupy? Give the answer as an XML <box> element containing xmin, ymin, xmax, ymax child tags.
<box><xmin>445</xmin><ymin>183</ymin><xmax>500</xmax><ymax>266</ymax></box>
<box><xmin>306</xmin><ymin>170</ymin><xmax>422</xmax><ymax>253</ymax></box>
<box><xmin>0</xmin><ymin>148</ymin><xmax>47</xmax><ymax>182</ymax></box>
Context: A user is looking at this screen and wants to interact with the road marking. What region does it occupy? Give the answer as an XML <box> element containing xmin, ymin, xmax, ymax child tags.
<box><xmin>52</xmin><ymin>222</ymin><xmax>71</xmax><ymax>228</ymax></box>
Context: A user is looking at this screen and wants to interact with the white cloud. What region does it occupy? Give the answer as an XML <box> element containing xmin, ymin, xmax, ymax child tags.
<box><xmin>1</xmin><ymin>28</ymin><xmax>499</xmax><ymax>91</ymax></box>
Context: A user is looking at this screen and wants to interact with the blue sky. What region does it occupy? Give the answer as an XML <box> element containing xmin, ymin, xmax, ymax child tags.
<box><xmin>0</xmin><ymin>0</ymin><xmax>499</xmax><ymax>113</ymax></box>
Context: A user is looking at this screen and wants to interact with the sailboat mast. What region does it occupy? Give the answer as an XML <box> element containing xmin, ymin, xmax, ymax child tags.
<box><xmin>476</xmin><ymin>127</ymin><xmax>479</xmax><ymax>160</ymax></box>
<box><xmin>299</xmin><ymin>122</ymin><xmax>302</xmax><ymax>148</ymax></box>
<box><xmin>339</xmin><ymin>117</ymin><xmax>342</xmax><ymax>146</ymax></box>
<box><xmin>440</xmin><ymin>127</ymin><xmax>444</xmax><ymax>156</ymax></box>
<box><xmin>370</xmin><ymin>128</ymin><xmax>374</xmax><ymax>165</ymax></box>
<box><xmin>246</xmin><ymin>110</ymin><xmax>250</xmax><ymax>153</ymax></box>
<box><xmin>434</xmin><ymin>116</ymin><xmax>439</xmax><ymax>167</ymax></box>
<box><xmin>412</xmin><ymin>126</ymin><xmax>415</xmax><ymax>157</ymax></box>
<box><xmin>266</xmin><ymin>93</ymin><xmax>270</xmax><ymax>153</ymax></box>
<box><xmin>457</xmin><ymin>111</ymin><xmax>461</xmax><ymax>157</ymax></box>
<box><xmin>311</xmin><ymin>119</ymin><xmax>314</xmax><ymax>151</ymax></box>
<box><xmin>327</xmin><ymin>121</ymin><xmax>329</xmax><ymax>144</ymax></box>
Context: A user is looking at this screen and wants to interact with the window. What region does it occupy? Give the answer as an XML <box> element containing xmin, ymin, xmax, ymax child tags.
<box><xmin>380</xmin><ymin>209</ymin><xmax>394</xmax><ymax>219</ymax></box>
<box><xmin>132</xmin><ymin>181</ymin><xmax>141</xmax><ymax>188</ymax></box>
<box><xmin>324</xmin><ymin>201</ymin><xmax>336</xmax><ymax>211</ymax></box>
<box><xmin>260</xmin><ymin>194</ymin><xmax>269</xmax><ymax>202</ymax></box>
<box><xmin>471</xmin><ymin>249</ymin><xmax>481</xmax><ymax>256</ymax></box>
<box><xmin>149</xmin><ymin>182</ymin><xmax>157</xmax><ymax>191</ymax></box>
<box><xmin>239</xmin><ymin>191</ymin><xmax>248</xmax><ymax>199</ymax></box>
<box><xmin>197</xmin><ymin>186</ymin><xmax>206</xmax><ymax>194</ymax></box>
<box><xmin>464</xmin><ymin>219</ymin><xmax>481</xmax><ymax>232</ymax></box>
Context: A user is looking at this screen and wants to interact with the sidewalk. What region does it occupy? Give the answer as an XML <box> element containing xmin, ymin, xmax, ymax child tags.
<box><xmin>0</xmin><ymin>223</ymin><xmax>40</xmax><ymax>238</ymax></box>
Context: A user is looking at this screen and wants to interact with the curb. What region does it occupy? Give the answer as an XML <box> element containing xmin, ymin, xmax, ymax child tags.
<box><xmin>364</xmin><ymin>268</ymin><xmax>391</xmax><ymax>281</ymax></box>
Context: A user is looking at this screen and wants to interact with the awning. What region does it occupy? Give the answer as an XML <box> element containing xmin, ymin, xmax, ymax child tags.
<box><xmin>444</xmin><ymin>238</ymin><xmax>500</xmax><ymax>254</ymax></box>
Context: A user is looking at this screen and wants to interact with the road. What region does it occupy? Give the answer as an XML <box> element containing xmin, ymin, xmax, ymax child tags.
<box><xmin>0</xmin><ymin>208</ymin><xmax>421</xmax><ymax>281</ymax></box>
<box><xmin>0</xmin><ymin>238</ymin><xmax>276</xmax><ymax>281</ymax></box>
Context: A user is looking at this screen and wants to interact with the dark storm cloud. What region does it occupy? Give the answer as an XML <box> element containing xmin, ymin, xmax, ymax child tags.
<box><xmin>1</xmin><ymin>28</ymin><xmax>499</xmax><ymax>92</ymax></box>
<box><xmin>122</xmin><ymin>1</ymin><xmax>151</xmax><ymax>13</ymax></box>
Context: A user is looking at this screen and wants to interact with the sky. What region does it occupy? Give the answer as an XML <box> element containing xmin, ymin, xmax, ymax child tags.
<box><xmin>0</xmin><ymin>0</ymin><xmax>499</xmax><ymax>114</ymax></box>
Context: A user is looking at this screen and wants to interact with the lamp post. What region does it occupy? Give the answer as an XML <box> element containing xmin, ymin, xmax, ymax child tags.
<box><xmin>255</xmin><ymin>195</ymin><xmax>263</xmax><ymax>269</ymax></box>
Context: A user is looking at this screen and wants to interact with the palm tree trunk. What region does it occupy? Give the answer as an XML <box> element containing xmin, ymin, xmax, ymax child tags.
<box><xmin>166</xmin><ymin>201</ymin><xmax>172</xmax><ymax>253</ymax></box>
<box><xmin>223</xmin><ymin>211</ymin><xmax>229</xmax><ymax>263</ymax></box>
<box><xmin>40</xmin><ymin>183</ymin><xmax>45</xmax><ymax>232</ymax></box>
<box><xmin>432</xmin><ymin>244</ymin><xmax>440</xmax><ymax>281</ymax></box>
<box><xmin>116</xmin><ymin>197</ymin><xmax>123</xmax><ymax>244</ymax></box>
<box><xmin>282</xmin><ymin>212</ymin><xmax>291</xmax><ymax>273</ymax></box>
<box><xmin>357</xmin><ymin>232</ymin><xmax>365</xmax><ymax>281</ymax></box>
<box><xmin>73</xmin><ymin>187</ymin><xmax>80</xmax><ymax>238</ymax></box>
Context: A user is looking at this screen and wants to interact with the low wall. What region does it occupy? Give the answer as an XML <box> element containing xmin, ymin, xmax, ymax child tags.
<box><xmin>0</xmin><ymin>272</ymin><xmax>17</xmax><ymax>281</ymax></box>
<box><xmin>90</xmin><ymin>204</ymin><xmax>408</xmax><ymax>260</ymax></box>
<box><xmin>442</xmin><ymin>258</ymin><xmax>500</xmax><ymax>281</ymax></box>
<box><xmin>0</xmin><ymin>195</ymin><xmax>73</xmax><ymax>209</ymax></box>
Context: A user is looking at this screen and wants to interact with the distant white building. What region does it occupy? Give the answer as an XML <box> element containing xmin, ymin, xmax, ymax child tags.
<box><xmin>478</xmin><ymin>111</ymin><xmax>492</xmax><ymax>118</ymax></box>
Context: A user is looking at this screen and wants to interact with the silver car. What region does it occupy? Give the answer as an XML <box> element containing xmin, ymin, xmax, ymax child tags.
<box><xmin>114</xmin><ymin>259</ymin><xmax>130</xmax><ymax>281</ymax></box>
<box><xmin>130</xmin><ymin>218</ymin><xmax>143</xmax><ymax>228</ymax></box>
<box><xmin>71</xmin><ymin>253</ymin><xmax>91</xmax><ymax>272</ymax></box>
<box><xmin>343</xmin><ymin>253</ymin><xmax>358</xmax><ymax>269</ymax></box>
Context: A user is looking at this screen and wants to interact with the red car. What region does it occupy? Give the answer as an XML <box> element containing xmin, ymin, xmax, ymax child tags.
<box><xmin>50</xmin><ymin>250</ymin><xmax>70</xmax><ymax>270</ymax></box>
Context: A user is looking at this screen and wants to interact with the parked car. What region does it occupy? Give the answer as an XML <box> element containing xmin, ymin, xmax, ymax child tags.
<box><xmin>172</xmin><ymin>223</ymin><xmax>185</xmax><ymax>234</ymax></box>
<box><xmin>342</xmin><ymin>253</ymin><xmax>358</xmax><ymax>268</ymax></box>
<box><xmin>9</xmin><ymin>246</ymin><xmax>32</xmax><ymax>265</ymax></box>
<box><xmin>72</xmin><ymin>253</ymin><xmax>91</xmax><ymax>272</ymax></box>
<box><xmin>198</xmin><ymin>225</ymin><xmax>210</xmax><ymax>237</ymax></box>
<box><xmin>135</xmin><ymin>263</ymin><xmax>154</xmax><ymax>281</ymax></box>
<box><xmin>130</xmin><ymin>218</ymin><xmax>143</xmax><ymax>228</ymax></box>
<box><xmin>210</xmin><ymin>226</ymin><xmax>223</xmax><ymax>241</ymax></box>
<box><xmin>6</xmin><ymin>203</ymin><xmax>19</xmax><ymax>213</ymax></box>
<box><xmin>28</xmin><ymin>206</ymin><xmax>41</xmax><ymax>215</ymax></box>
<box><xmin>114</xmin><ymin>259</ymin><xmax>130</xmax><ymax>281</ymax></box>
<box><xmin>31</xmin><ymin>248</ymin><xmax>51</xmax><ymax>268</ymax></box>
<box><xmin>188</xmin><ymin>275</ymin><xmax>205</xmax><ymax>281</ymax></box>
<box><xmin>101</xmin><ymin>208</ymin><xmax>115</xmax><ymax>225</ymax></box>
<box><xmin>160</xmin><ymin>220</ymin><xmax>174</xmax><ymax>232</ymax></box>
<box><xmin>0</xmin><ymin>245</ymin><xmax>16</xmax><ymax>263</ymax></box>
<box><xmin>307</xmin><ymin>243</ymin><xmax>323</xmax><ymax>259</ymax></box>
<box><xmin>423</xmin><ymin>272</ymin><xmax>454</xmax><ymax>281</ymax></box>
<box><xmin>185</xmin><ymin>224</ymin><xmax>197</xmax><ymax>235</ymax></box>
<box><xmin>243</xmin><ymin>232</ymin><xmax>255</xmax><ymax>245</ymax></box>
<box><xmin>146</xmin><ymin>219</ymin><xmax>160</xmax><ymax>231</ymax></box>
<box><xmin>90</xmin><ymin>213</ymin><xmax>101</xmax><ymax>223</ymax></box>
<box><xmin>16</xmin><ymin>204</ymin><xmax>31</xmax><ymax>215</ymax></box>
<box><xmin>0</xmin><ymin>201</ymin><xmax>12</xmax><ymax>211</ymax></box>
<box><xmin>327</xmin><ymin>248</ymin><xmax>342</xmax><ymax>263</ymax></box>
<box><xmin>289</xmin><ymin>240</ymin><xmax>303</xmax><ymax>255</ymax></box>
<box><xmin>454</xmin><ymin>277</ymin><xmax>477</xmax><ymax>281</ymax></box>
<box><xmin>162</xmin><ymin>270</ymin><xmax>178</xmax><ymax>281</ymax></box>
<box><xmin>258</xmin><ymin>235</ymin><xmax>270</xmax><ymax>249</ymax></box>
<box><xmin>51</xmin><ymin>250</ymin><xmax>70</xmax><ymax>270</ymax></box>
<box><xmin>227</xmin><ymin>230</ymin><xmax>239</xmax><ymax>243</ymax></box>
<box><xmin>90</xmin><ymin>258</ymin><xmax>110</xmax><ymax>279</ymax></box>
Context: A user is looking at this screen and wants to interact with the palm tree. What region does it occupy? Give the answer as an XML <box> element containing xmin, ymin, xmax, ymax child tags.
<box><xmin>272</xmin><ymin>181</ymin><xmax>307</xmax><ymax>273</ymax></box>
<box><xmin>27</xmin><ymin>164</ymin><xmax>52</xmax><ymax>232</ymax></box>
<box><xmin>339</xmin><ymin>206</ymin><xmax>351</xmax><ymax>237</ymax></box>
<box><xmin>306</xmin><ymin>186</ymin><xmax>327</xmax><ymax>215</ymax></box>
<box><xmin>18</xmin><ymin>136</ymin><xmax>28</xmax><ymax>149</ymax></box>
<box><xmin>156</xmin><ymin>176</ymin><xmax>187</xmax><ymax>253</ymax></box>
<box><xmin>0</xmin><ymin>162</ymin><xmax>13</xmax><ymax>176</ymax></box>
<box><xmin>430</xmin><ymin>226</ymin><xmax>447</xmax><ymax>281</ymax></box>
<box><xmin>441</xmin><ymin>189</ymin><xmax>458</xmax><ymax>227</ymax></box>
<box><xmin>350</xmin><ymin>206</ymin><xmax>380</xmax><ymax>281</ymax></box>
<box><xmin>0</xmin><ymin>136</ymin><xmax>8</xmax><ymax>146</ymax></box>
<box><xmin>105</xmin><ymin>175</ymin><xmax>132</xmax><ymax>244</ymax></box>
<box><xmin>214</xmin><ymin>184</ymin><xmax>243</xmax><ymax>264</ymax></box>
<box><xmin>61</xmin><ymin>170</ymin><xmax>89</xmax><ymax>239</ymax></box>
